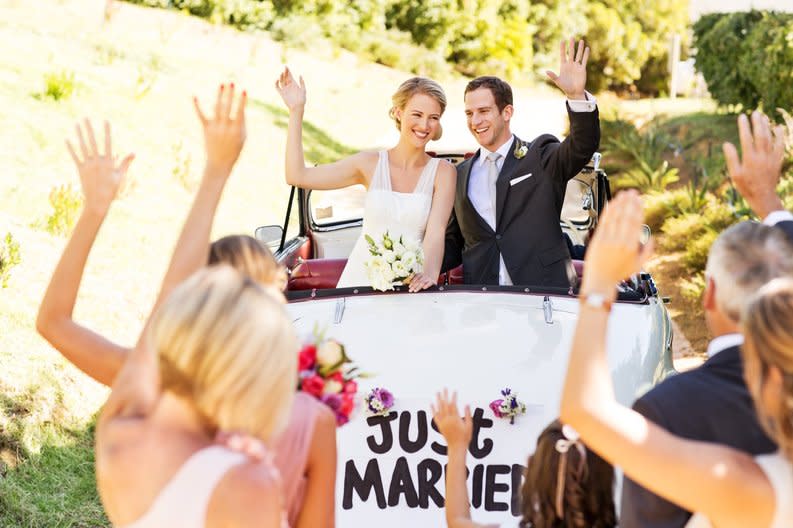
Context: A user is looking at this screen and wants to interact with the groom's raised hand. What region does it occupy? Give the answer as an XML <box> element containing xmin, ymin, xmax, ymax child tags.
<box><xmin>546</xmin><ymin>38</ymin><xmax>590</xmax><ymax>101</ymax></box>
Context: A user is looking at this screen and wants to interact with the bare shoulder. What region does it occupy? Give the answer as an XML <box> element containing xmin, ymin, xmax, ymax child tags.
<box><xmin>209</xmin><ymin>460</ymin><xmax>284</xmax><ymax>527</ymax></box>
<box><xmin>435</xmin><ymin>159</ymin><xmax>458</xmax><ymax>184</ymax></box>
<box><xmin>313</xmin><ymin>402</ymin><xmax>337</xmax><ymax>437</ymax></box>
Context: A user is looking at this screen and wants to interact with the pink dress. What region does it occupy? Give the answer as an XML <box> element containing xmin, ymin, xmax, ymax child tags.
<box><xmin>272</xmin><ymin>392</ymin><xmax>324</xmax><ymax>527</ymax></box>
<box><xmin>120</xmin><ymin>445</ymin><xmax>286</xmax><ymax>528</ymax></box>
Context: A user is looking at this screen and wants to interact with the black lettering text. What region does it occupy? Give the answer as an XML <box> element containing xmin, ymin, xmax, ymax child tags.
<box><xmin>343</xmin><ymin>459</ymin><xmax>386</xmax><ymax>509</ymax></box>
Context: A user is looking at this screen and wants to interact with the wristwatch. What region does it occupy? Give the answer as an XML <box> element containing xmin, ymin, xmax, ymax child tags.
<box><xmin>580</xmin><ymin>292</ymin><xmax>613</xmax><ymax>312</ymax></box>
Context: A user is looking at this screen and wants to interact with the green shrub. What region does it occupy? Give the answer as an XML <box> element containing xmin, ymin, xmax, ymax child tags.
<box><xmin>694</xmin><ymin>11</ymin><xmax>793</xmax><ymax>115</ymax></box>
<box><xmin>43</xmin><ymin>70</ymin><xmax>75</xmax><ymax>101</ymax></box>
<box><xmin>680</xmin><ymin>272</ymin><xmax>706</xmax><ymax>302</ymax></box>
<box><xmin>683</xmin><ymin>228</ymin><xmax>718</xmax><ymax>271</ymax></box>
<box><xmin>661</xmin><ymin>213</ymin><xmax>707</xmax><ymax>252</ymax></box>
<box><xmin>0</xmin><ymin>233</ymin><xmax>21</xmax><ymax>288</ymax></box>
<box><xmin>45</xmin><ymin>184</ymin><xmax>83</xmax><ymax>236</ymax></box>
<box><xmin>643</xmin><ymin>188</ymin><xmax>687</xmax><ymax>232</ymax></box>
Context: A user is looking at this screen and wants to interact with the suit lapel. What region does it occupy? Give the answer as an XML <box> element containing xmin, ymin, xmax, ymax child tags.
<box><xmin>495</xmin><ymin>136</ymin><xmax>522</xmax><ymax>229</ymax></box>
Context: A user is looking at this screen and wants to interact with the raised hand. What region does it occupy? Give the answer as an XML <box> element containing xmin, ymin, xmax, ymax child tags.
<box><xmin>723</xmin><ymin>111</ymin><xmax>787</xmax><ymax>219</ymax></box>
<box><xmin>193</xmin><ymin>83</ymin><xmax>247</xmax><ymax>175</ymax></box>
<box><xmin>275</xmin><ymin>67</ymin><xmax>306</xmax><ymax>112</ymax></box>
<box><xmin>66</xmin><ymin>120</ymin><xmax>134</xmax><ymax>216</ymax></box>
<box><xmin>546</xmin><ymin>38</ymin><xmax>590</xmax><ymax>101</ymax></box>
<box><xmin>580</xmin><ymin>190</ymin><xmax>652</xmax><ymax>297</ymax></box>
<box><xmin>431</xmin><ymin>389</ymin><xmax>472</xmax><ymax>451</ymax></box>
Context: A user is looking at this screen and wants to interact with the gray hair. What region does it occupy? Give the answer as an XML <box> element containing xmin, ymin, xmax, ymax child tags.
<box><xmin>706</xmin><ymin>221</ymin><xmax>793</xmax><ymax>322</ymax></box>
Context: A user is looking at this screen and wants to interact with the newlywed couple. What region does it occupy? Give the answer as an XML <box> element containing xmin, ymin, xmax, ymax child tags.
<box><xmin>276</xmin><ymin>38</ymin><xmax>600</xmax><ymax>291</ymax></box>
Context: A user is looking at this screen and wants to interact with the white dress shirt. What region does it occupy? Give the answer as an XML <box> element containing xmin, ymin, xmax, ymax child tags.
<box><xmin>764</xmin><ymin>210</ymin><xmax>793</xmax><ymax>226</ymax></box>
<box><xmin>467</xmin><ymin>95</ymin><xmax>598</xmax><ymax>285</ymax></box>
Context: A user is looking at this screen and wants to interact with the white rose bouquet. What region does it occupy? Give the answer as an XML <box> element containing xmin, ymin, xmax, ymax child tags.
<box><xmin>363</xmin><ymin>232</ymin><xmax>424</xmax><ymax>292</ymax></box>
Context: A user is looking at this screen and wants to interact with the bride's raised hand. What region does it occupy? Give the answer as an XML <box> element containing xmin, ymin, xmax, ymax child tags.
<box><xmin>275</xmin><ymin>66</ymin><xmax>306</xmax><ymax>113</ymax></box>
<box><xmin>193</xmin><ymin>83</ymin><xmax>247</xmax><ymax>176</ymax></box>
<box><xmin>66</xmin><ymin>119</ymin><xmax>134</xmax><ymax>217</ymax></box>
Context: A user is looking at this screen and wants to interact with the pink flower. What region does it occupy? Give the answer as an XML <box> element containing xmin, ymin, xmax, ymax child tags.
<box><xmin>489</xmin><ymin>399</ymin><xmax>504</xmax><ymax>418</ymax></box>
<box><xmin>343</xmin><ymin>380</ymin><xmax>358</xmax><ymax>394</ymax></box>
<box><xmin>302</xmin><ymin>374</ymin><xmax>324</xmax><ymax>398</ymax></box>
<box><xmin>298</xmin><ymin>344</ymin><xmax>317</xmax><ymax>371</ymax></box>
<box><xmin>340</xmin><ymin>393</ymin><xmax>354</xmax><ymax>416</ymax></box>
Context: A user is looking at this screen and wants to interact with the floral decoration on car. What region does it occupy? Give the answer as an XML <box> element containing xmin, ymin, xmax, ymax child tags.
<box><xmin>297</xmin><ymin>330</ymin><xmax>360</xmax><ymax>425</ymax></box>
<box><xmin>363</xmin><ymin>231</ymin><xmax>424</xmax><ymax>292</ymax></box>
<box><xmin>489</xmin><ymin>388</ymin><xmax>527</xmax><ymax>424</ymax></box>
<box><xmin>364</xmin><ymin>387</ymin><xmax>395</xmax><ymax>417</ymax></box>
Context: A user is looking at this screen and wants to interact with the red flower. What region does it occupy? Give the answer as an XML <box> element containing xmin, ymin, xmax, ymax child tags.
<box><xmin>301</xmin><ymin>374</ymin><xmax>324</xmax><ymax>398</ymax></box>
<box><xmin>343</xmin><ymin>380</ymin><xmax>358</xmax><ymax>394</ymax></box>
<box><xmin>328</xmin><ymin>371</ymin><xmax>344</xmax><ymax>383</ymax></box>
<box><xmin>298</xmin><ymin>345</ymin><xmax>317</xmax><ymax>371</ymax></box>
<box><xmin>340</xmin><ymin>393</ymin><xmax>354</xmax><ymax>416</ymax></box>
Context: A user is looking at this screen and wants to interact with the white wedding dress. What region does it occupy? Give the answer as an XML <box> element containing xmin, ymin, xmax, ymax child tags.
<box><xmin>685</xmin><ymin>451</ymin><xmax>793</xmax><ymax>528</ymax></box>
<box><xmin>336</xmin><ymin>150</ymin><xmax>440</xmax><ymax>288</ymax></box>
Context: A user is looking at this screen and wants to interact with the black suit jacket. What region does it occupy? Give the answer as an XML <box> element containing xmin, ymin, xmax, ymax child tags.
<box><xmin>443</xmin><ymin>106</ymin><xmax>600</xmax><ymax>287</ymax></box>
<box><xmin>620</xmin><ymin>346</ymin><xmax>776</xmax><ymax>528</ymax></box>
<box><xmin>621</xmin><ymin>218</ymin><xmax>793</xmax><ymax>528</ymax></box>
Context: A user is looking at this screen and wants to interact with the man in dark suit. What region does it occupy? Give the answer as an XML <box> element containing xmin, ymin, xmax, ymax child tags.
<box><xmin>443</xmin><ymin>39</ymin><xmax>600</xmax><ymax>287</ymax></box>
<box><xmin>620</xmin><ymin>111</ymin><xmax>793</xmax><ymax>528</ymax></box>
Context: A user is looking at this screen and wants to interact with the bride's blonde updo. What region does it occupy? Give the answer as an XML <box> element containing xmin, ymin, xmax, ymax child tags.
<box><xmin>389</xmin><ymin>77</ymin><xmax>447</xmax><ymax>141</ymax></box>
<box><xmin>742</xmin><ymin>277</ymin><xmax>793</xmax><ymax>461</ymax></box>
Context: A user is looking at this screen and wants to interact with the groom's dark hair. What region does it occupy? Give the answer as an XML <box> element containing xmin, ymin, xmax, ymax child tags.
<box><xmin>465</xmin><ymin>76</ymin><xmax>513</xmax><ymax>112</ymax></box>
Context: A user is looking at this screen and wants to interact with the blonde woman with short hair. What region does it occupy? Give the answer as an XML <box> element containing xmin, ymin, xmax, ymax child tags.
<box><xmin>275</xmin><ymin>70</ymin><xmax>457</xmax><ymax>291</ymax></box>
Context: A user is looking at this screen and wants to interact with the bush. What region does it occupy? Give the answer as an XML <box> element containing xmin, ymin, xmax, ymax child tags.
<box><xmin>694</xmin><ymin>11</ymin><xmax>793</xmax><ymax>116</ymax></box>
<box><xmin>0</xmin><ymin>233</ymin><xmax>21</xmax><ymax>288</ymax></box>
<box><xmin>643</xmin><ymin>188</ymin><xmax>688</xmax><ymax>232</ymax></box>
<box><xmin>680</xmin><ymin>272</ymin><xmax>706</xmax><ymax>302</ymax></box>
<box><xmin>45</xmin><ymin>184</ymin><xmax>83</xmax><ymax>236</ymax></box>
<box><xmin>661</xmin><ymin>213</ymin><xmax>707</xmax><ymax>252</ymax></box>
<box><xmin>43</xmin><ymin>70</ymin><xmax>75</xmax><ymax>101</ymax></box>
<box><xmin>683</xmin><ymin>228</ymin><xmax>718</xmax><ymax>271</ymax></box>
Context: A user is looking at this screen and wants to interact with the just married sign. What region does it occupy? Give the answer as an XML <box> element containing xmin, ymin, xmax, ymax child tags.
<box><xmin>336</xmin><ymin>396</ymin><xmax>548</xmax><ymax>526</ymax></box>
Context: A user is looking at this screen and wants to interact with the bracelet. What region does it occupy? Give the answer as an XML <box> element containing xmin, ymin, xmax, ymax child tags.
<box><xmin>579</xmin><ymin>291</ymin><xmax>613</xmax><ymax>312</ymax></box>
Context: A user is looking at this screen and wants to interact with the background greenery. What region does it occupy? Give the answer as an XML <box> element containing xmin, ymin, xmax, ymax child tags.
<box><xmin>122</xmin><ymin>0</ymin><xmax>691</xmax><ymax>93</ymax></box>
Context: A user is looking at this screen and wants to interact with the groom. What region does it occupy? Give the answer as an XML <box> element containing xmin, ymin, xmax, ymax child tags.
<box><xmin>443</xmin><ymin>39</ymin><xmax>600</xmax><ymax>287</ymax></box>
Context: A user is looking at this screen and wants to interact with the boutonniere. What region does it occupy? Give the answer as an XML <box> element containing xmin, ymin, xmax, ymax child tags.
<box><xmin>489</xmin><ymin>387</ymin><xmax>527</xmax><ymax>424</ymax></box>
<box><xmin>513</xmin><ymin>141</ymin><xmax>528</xmax><ymax>159</ymax></box>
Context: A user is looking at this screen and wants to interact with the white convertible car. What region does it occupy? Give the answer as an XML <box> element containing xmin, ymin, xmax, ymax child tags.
<box><xmin>257</xmin><ymin>154</ymin><xmax>674</xmax><ymax>527</ymax></box>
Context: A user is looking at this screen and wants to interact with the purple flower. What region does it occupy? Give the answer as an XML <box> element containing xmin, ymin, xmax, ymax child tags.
<box><xmin>321</xmin><ymin>393</ymin><xmax>342</xmax><ymax>411</ymax></box>
<box><xmin>372</xmin><ymin>388</ymin><xmax>394</xmax><ymax>408</ymax></box>
<box><xmin>489</xmin><ymin>399</ymin><xmax>504</xmax><ymax>418</ymax></box>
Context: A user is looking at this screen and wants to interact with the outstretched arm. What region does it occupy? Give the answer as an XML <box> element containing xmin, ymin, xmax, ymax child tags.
<box><xmin>723</xmin><ymin>111</ymin><xmax>788</xmax><ymax>221</ymax></box>
<box><xmin>560</xmin><ymin>191</ymin><xmax>774</xmax><ymax>527</ymax></box>
<box><xmin>276</xmin><ymin>67</ymin><xmax>369</xmax><ymax>190</ymax></box>
<box><xmin>36</xmin><ymin>120</ymin><xmax>135</xmax><ymax>386</ymax></box>
<box><xmin>101</xmin><ymin>84</ymin><xmax>249</xmax><ymax>424</ymax></box>
<box><xmin>542</xmin><ymin>39</ymin><xmax>600</xmax><ymax>189</ymax></box>
<box><xmin>410</xmin><ymin>161</ymin><xmax>457</xmax><ymax>291</ymax></box>
<box><xmin>432</xmin><ymin>390</ymin><xmax>493</xmax><ymax>528</ymax></box>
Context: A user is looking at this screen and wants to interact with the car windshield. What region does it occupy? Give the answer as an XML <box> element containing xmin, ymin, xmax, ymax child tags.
<box><xmin>309</xmin><ymin>185</ymin><xmax>366</xmax><ymax>227</ymax></box>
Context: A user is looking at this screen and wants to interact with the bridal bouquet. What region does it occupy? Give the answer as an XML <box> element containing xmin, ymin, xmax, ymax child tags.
<box><xmin>363</xmin><ymin>231</ymin><xmax>424</xmax><ymax>292</ymax></box>
<box><xmin>297</xmin><ymin>330</ymin><xmax>361</xmax><ymax>425</ymax></box>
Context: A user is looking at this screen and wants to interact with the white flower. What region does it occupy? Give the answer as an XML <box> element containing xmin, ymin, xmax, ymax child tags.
<box><xmin>393</xmin><ymin>241</ymin><xmax>406</xmax><ymax>254</ymax></box>
<box><xmin>323</xmin><ymin>378</ymin><xmax>343</xmax><ymax>395</ymax></box>
<box><xmin>401</xmin><ymin>251</ymin><xmax>417</xmax><ymax>269</ymax></box>
<box><xmin>392</xmin><ymin>260</ymin><xmax>408</xmax><ymax>279</ymax></box>
<box><xmin>317</xmin><ymin>340</ymin><xmax>344</xmax><ymax>369</ymax></box>
<box><xmin>382</xmin><ymin>249</ymin><xmax>396</xmax><ymax>263</ymax></box>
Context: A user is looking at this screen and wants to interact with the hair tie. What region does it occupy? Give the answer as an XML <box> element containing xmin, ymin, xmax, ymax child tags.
<box><xmin>554</xmin><ymin>424</ymin><xmax>587</xmax><ymax>519</ymax></box>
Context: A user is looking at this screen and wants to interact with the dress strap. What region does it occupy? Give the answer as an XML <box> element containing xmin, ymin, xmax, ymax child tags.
<box><xmin>122</xmin><ymin>446</ymin><xmax>249</xmax><ymax>528</ymax></box>
<box><xmin>414</xmin><ymin>157</ymin><xmax>441</xmax><ymax>195</ymax></box>
<box><xmin>755</xmin><ymin>452</ymin><xmax>793</xmax><ymax>528</ymax></box>
<box><xmin>370</xmin><ymin>151</ymin><xmax>391</xmax><ymax>191</ymax></box>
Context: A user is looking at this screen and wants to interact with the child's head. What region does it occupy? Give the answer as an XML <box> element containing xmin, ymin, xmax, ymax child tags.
<box><xmin>208</xmin><ymin>235</ymin><xmax>287</xmax><ymax>292</ymax></box>
<box><xmin>521</xmin><ymin>419</ymin><xmax>616</xmax><ymax>528</ymax></box>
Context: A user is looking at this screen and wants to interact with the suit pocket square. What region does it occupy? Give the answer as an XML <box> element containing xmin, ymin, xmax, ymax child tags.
<box><xmin>509</xmin><ymin>173</ymin><xmax>533</xmax><ymax>186</ymax></box>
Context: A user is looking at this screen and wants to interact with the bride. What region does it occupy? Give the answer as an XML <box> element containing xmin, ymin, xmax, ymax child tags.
<box><xmin>275</xmin><ymin>68</ymin><xmax>456</xmax><ymax>291</ymax></box>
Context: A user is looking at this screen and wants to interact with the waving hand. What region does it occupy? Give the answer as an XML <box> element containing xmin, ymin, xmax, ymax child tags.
<box><xmin>546</xmin><ymin>38</ymin><xmax>590</xmax><ymax>100</ymax></box>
